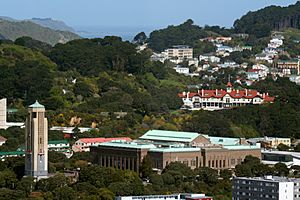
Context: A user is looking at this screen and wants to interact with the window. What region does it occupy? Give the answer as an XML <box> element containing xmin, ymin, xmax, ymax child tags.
<box><xmin>191</xmin><ymin>160</ymin><xmax>196</xmax><ymax>166</ymax></box>
<box><xmin>183</xmin><ymin>161</ymin><xmax>189</xmax><ymax>166</ymax></box>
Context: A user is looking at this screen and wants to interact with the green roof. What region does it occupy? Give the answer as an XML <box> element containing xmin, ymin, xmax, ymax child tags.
<box><xmin>0</xmin><ymin>151</ymin><xmax>25</xmax><ymax>156</ymax></box>
<box><xmin>29</xmin><ymin>100</ymin><xmax>44</xmax><ymax>108</ymax></box>
<box><xmin>139</xmin><ymin>130</ymin><xmax>199</xmax><ymax>143</ymax></box>
<box><xmin>206</xmin><ymin>136</ymin><xmax>240</xmax><ymax>146</ymax></box>
<box><xmin>48</xmin><ymin>140</ymin><xmax>69</xmax><ymax>145</ymax></box>
<box><xmin>99</xmin><ymin>141</ymin><xmax>156</xmax><ymax>149</ymax></box>
<box><xmin>149</xmin><ymin>147</ymin><xmax>201</xmax><ymax>153</ymax></box>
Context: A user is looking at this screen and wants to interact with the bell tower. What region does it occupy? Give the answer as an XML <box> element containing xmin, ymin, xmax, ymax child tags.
<box><xmin>25</xmin><ymin>101</ymin><xmax>48</xmax><ymax>178</ymax></box>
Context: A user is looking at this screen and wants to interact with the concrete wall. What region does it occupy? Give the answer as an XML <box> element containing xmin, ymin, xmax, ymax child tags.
<box><xmin>0</xmin><ymin>98</ymin><xmax>6</xmax><ymax>129</ymax></box>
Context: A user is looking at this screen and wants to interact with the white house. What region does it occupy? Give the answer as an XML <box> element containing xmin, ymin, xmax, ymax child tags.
<box><xmin>246</xmin><ymin>71</ymin><xmax>259</xmax><ymax>81</ymax></box>
<box><xmin>173</xmin><ymin>66</ymin><xmax>189</xmax><ymax>75</ymax></box>
<box><xmin>199</xmin><ymin>54</ymin><xmax>221</xmax><ymax>63</ymax></box>
<box><xmin>179</xmin><ymin>82</ymin><xmax>274</xmax><ymax>111</ymax></box>
<box><xmin>216</xmin><ymin>45</ymin><xmax>233</xmax><ymax>53</ymax></box>
<box><xmin>0</xmin><ymin>136</ymin><xmax>7</xmax><ymax>146</ymax></box>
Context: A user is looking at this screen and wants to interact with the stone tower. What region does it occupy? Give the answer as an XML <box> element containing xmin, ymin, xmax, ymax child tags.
<box><xmin>25</xmin><ymin>101</ymin><xmax>48</xmax><ymax>178</ymax></box>
<box><xmin>0</xmin><ymin>98</ymin><xmax>7</xmax><ymax>129</ymax></box>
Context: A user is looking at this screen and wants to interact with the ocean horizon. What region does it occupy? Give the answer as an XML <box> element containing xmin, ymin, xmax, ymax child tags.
<box><xmin>74</xmin><ymin>25</ymin><xmax>159</xmax><ymax>41</ymax></box>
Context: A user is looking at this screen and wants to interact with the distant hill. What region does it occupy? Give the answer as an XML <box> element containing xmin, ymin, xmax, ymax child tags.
<box><xmin>234</xmin><ymin>2</ymin><xmax>300</xmax><ymax>38</ymax></box>
<box><xmin>29</xmin><ymin>18</ymin><xmax>75</xmax><ymax>32</ymax></box>
<box><xmin>0</xmin><ymin>19</ymin><xmax>80</xmax><ymax>45</ymax></box>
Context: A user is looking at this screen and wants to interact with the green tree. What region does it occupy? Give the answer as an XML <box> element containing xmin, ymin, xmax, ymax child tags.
<box><xmin>139</xmin><ymin>155</ymin><xmax>153</xmax><ymax>178</ymax></box>
<box><xmin>53</xmin><ymin>186</ymin><xmax>77</xmax><ymax>200</ymax></box>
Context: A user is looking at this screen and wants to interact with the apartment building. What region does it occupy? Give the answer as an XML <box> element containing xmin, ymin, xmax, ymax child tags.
<box><xmin>116</xmin><ymin>193</ymin><xmax>213</xmax><ymax>200</ymax></box>
<box><xmin>232</xmin><ymin>176</ymin><xmax>300</xmax><ymax>200</ymax></box>
<box><xmin>165</xmin><ymin>45</ymin><xmax>193</xmax><ymax>60</ymax></box>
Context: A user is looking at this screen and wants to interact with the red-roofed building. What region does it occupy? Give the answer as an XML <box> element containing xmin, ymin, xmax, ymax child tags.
<box><xmin>72</xmin><ymin>137</ymin><xmax>132</xmax><ymax>152</ymax></box>
<box><xmin>179</xmin><ymin>83</ymin><xmax>274</xmax><ymax>111</ymax></box>
<box><xmin>0</xmin><ymin>136</ymin><xmax>7</xmax><ymax>146</ymax></box>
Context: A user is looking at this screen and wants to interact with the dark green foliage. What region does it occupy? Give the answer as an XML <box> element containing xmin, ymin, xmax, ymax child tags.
<box><xmin>133</xmin><ymin>32</ymin><xmax>147</xmax><ymax>44</ymax></box>
<box><xmin>139</xmin><ymin>155</ymin><xmax>154</xmax><ymax>178</ymax></box>
<box><xmin>49</xmin><ymin>36</ymin><xmax>145</xmax><ymax>76</ymax></box>
<box><xmin>15</xmin><ymin>36</ymin><xmax>52</xmax><ymax>53</ymax></box>
<box><xmin>0</xmin><ymin>188</ymin><xmax>26</xmax><ymax>200</ymax></box>
<box><xmin>277</xmin><ymin>143</ymin><xmax>290</xmax><ymax>151</ymax></box>
<box><xmin>234</xmin><ymin>2</ymin><xmax>300</xmax><ymax>38</ymax></box>
<box><xmin>148</xmin><ymin>19</ymin><xmax>209</xmax><ymax>52</ymax></box>
<box><xmin>235</xmin><ymin>155</ymin><xmax>274</xmax><ymax>177</ymax></box>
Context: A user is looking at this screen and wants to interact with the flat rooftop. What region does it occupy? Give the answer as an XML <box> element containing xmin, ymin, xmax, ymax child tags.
<box><xmin>140</xmin><ymin>130</ymin><xmax>200</xmax><ymax>143</ymax></box>
<box><xmin>234</xmin><ymin>176</ymin><xmax>300</xmax><ymax>183</ymax></box>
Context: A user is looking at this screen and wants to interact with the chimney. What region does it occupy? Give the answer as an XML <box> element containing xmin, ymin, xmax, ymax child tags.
<box><xmin>237</xmin><ymin>89</ymin><xmax>239</xmax><ymax>93</ymax></box>
<box><xmin>187</xmin><ymin>92</ymin><xmax>190</xmax><ymax>98</ymax></box>
<box><xmin>262</xmin><ymin>93</ymin><xmax>266</xmax><ymax>98</ymax></box>
<box><xmin>215</xmin><ymin>89</ymin><xmax>218</xmax><ymax>94</ymax></box>
<box><xmin>198</xmin><ymin>90</ymin><xmax>200</xmax><ymax>94</ymax></box>
<box><xmin>183</xmin><ymin>91</ymin><xmax>186</xmax><ymax>96</ymax></box>
<box><xmin>245</xmin><ymin>89</ymin><xmax>248</xmax><ymax>96</ymax></box>
<box><xmin>201</xmin><ymin>89</ymin><xmax>204</xmax><ymax>96</ymax></box>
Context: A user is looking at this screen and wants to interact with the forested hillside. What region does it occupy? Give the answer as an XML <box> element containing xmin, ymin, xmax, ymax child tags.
<box><xmin>234</xmin><ymin>2</ymin><xmax>300</xmax><ymax>37</ymax></box>
<box><xmin>1</xmin><ymin>34</ymin><xmax>300</xmax><ymax>139</ymax></box>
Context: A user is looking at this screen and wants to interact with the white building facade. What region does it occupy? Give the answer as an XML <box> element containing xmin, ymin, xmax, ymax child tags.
<box><xmin>232</xmin><ymin>176</ymin><xmax>300</xmax><ymax>200</ymax></box>
<box><xmin>179</xmin><ymin>83</ymin><xmax>274</xmax><ymax>111</ymax></box>
<box><xmin>0</xmin><ymin>98</ymin><xmax>6</xmax><ymax>129</ymax></box>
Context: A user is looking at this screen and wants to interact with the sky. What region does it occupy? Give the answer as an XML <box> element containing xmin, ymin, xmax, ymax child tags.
<box><xmin>0</xmin><ymin>0</ymin><xmax>298</xmax><ymax>29</ymax></box>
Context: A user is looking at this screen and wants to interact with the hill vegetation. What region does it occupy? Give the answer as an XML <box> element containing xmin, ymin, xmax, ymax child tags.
<box><xmin>0</xmin><ymin>19</ymin><xmax>80</xmax><ymax>45</ymax></box>
<box><xmin>234</xmin><ymin>2</ymin><xmax>300</xmax><ymax>38</ymax></box>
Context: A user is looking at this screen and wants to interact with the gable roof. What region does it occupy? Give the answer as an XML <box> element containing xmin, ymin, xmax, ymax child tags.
<box><xmin>179</xmin><ymin>88</ymin><xmax>274</xmax><ymax>101</ymax></box>
<box><xmin>139</xmin><ymin>130</ymin><xmax>199</xmax><ymax>143</ymax></box>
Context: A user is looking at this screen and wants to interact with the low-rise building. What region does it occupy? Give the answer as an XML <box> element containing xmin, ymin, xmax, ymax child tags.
<box><xmin>232</xmin><ymin>176</ymin><xmax>300</xmax><ymax>200</ymax></box>
<box><xmin>173</xmin><ymin>66</ymin><xmax>190</xmax><ymax>75</ymax></box>
<box><xmin>48</xmin><ymin>140</ymin><xmax>70</xmax><ymax>151</ymax></box>
<box><xmin>178</xmin><ymin>82</ymin><xmax>274</xmax><ymax>111</ymax></box>
<box><xmin>91</xmin><ymin>130</ymin><xmax>261</xmax><ymax>173</ymax></box>
<box><xmin>116</xmin><ymin>193</ymin><xmax>213</xmax><ymax>200</ymax></box>
<box><xmin>261</xmin><ymin>150</ymin><xmax>300</xmax><ymax>167</ymax></box>
<box><xmin>73</xmin><ymin>137</ymin><xmax>132</xmax><ymax>152</ymax></box>
<box><xmin>199</xmin><ymin>54</ymin><xmax>220</xmax><ymax>63</ymax></box>
<box><xmin>0</xmin><ymin>136</ymin><xmax>7</xmax><ymax>146</ymax></box>
<box><xmin>248</xmin><ymin>137</ymin><xmax>291</xmax><ymax>149</ymax></box>
<box><xmin>165</xmin><ymin>45</ymin><xmax>193</xmax><ymax>60</ymax></box>
<box><xmin>276</xmin><ymin>60</ymin><xmax>300</xmax><ymax>76</ymax></box>
<box><xmin>0</xmin><ymin>151</ymin><xmax>25</xmax><ymax>161</ymax></box>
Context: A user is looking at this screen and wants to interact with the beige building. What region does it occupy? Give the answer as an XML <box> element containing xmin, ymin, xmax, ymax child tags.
<box><xmin>248</xmin><ymin>137</ymin><xmax>291</xmax><ymax>149</ymax></box>
<box><xmin>277</xmin><ymin>60</ymin><xmax>300</xmax><ymax>76</ymax></box>
<box><xmin>0</xmin><ymin>98</ymin><xmax>6</xmax><ymax>129</ymax></box>
<box><xmin>165</xmin><ymin>45</ymin><xmax>193</xmax><ymax>60</ymax></box>
<box><xmin>25</xmin><ymin>101</ymin><xmax>48</xmax><ymax>178</ymax></box>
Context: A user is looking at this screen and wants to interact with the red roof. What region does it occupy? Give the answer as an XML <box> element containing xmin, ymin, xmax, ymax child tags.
<box><xmin>79</xmin><ymin>137</ymin><xmax>132</xmax><ymax>144</ymax></box>
<box><xmin>248</xmin><ymin>69</ymin><xmax>261</xmax><ymax>73</ymax></box>
<box><xmin>179</xmin><ymin>88</ymin><xmax>274</xmax><ymax>101</ymax></box>
<box><xmin>0</xmin><ymin>136</ymin><xmax>7</xmax><ymax>142</ymax></box>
